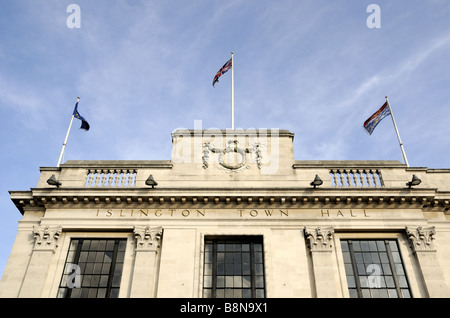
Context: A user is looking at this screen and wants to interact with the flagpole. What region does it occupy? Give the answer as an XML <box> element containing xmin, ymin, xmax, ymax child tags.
<box><xmin>231</xmin><ymin>52</ymin><xmax>234</xmax><ymax>130</ymax></box>
<box><xmin>57</xmin><ymin>97</ymin><xmax>79</xmax><ymax>167</ymax></box>
<box><xmin>385</xmin><ymin>96</ymin><xmax>409</xmax><ymax>167</ymax></box>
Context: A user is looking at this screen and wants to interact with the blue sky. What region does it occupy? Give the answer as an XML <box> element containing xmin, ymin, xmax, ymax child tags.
<box><xmin>1</xmin><ymin>1</ymin><xmax>449</xmax><ymax>278</ymax></box>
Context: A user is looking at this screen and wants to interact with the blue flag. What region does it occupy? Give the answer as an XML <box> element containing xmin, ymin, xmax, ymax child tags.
<box><xmin>73</xmin><ymin>101</ymin><xmax>90</xmax><ymax>131</ymax></box>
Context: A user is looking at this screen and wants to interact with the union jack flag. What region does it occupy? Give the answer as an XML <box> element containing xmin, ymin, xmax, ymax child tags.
<box><xmin>212</xmin><ymin>58</ymin><xmax>232</xmax><ymax>87</ymax></box>
<box><xmin>363</xmin><ymin>101</ymin><xmax>391</xmax><ymax>135</ymax></box>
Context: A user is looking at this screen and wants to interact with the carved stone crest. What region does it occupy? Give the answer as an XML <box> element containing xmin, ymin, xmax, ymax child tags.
<box><xmin>304</xmin><ymin>226</ymin><xmax>334</xmax><ymax>252</ymax></box>
<box><xmin>406</xmin><ymin>226</ymin><xmax>436</xmax><ymax>252</ymax></box>
<box><xmin>133</xmin><ymin>226</ymin><xmax>163</xmax><ymax>252</ymax></box>
<box><xmin>33</xmin><ymin>225</ymin><xmax>62</xmax><ymax>252</ymax></box>
<box><xmin>202</xmin><ymin>140</ymin><xmax>262</xmax><ymax>171</ymax></box>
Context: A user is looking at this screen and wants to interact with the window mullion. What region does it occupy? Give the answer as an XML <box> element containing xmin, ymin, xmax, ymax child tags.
<box><xmin>211</xmin><ymin>242</ymin><xmax>218</xmax><ymax>298</ymax></box>
<box><xmin>66</xmin><ymin>240</ymin><xmax>82</xmax><ymax>298</ymax></box>
<box><xmin>250</xmin><ymin>242</ymin><xmax>256</xmax><ymax>298</ymax></box>
<box><xmin>105</xmin><ymin>240</ymin><xmax>119</xmax><ymax>297</ymax></box>
<box><xmin>348</xmin><ymin>240</ymin><xmax>363</xmax><ymax>298</ymax></box>
<box><xmin>385</xmin><ymin>240</ymin><xmax>403</xmax><ymax>298</ymax></box>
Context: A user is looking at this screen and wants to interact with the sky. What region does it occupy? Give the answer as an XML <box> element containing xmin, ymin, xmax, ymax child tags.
<box><xmin>0</xmin><ymin>1</ymin><xmax>449</xmax><ymax>279</ymax></box>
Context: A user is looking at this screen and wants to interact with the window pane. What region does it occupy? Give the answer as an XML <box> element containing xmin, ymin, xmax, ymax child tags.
<box><xmin>401</xmin><ymin>289</ymin><xmax>411</xmax><ymax>298</ymax></box>
<box><xmin>255</xmin><ymin>276</ymin><xmax>264</xmax><ymax>288</ymax></box>
<box><xmin>361</xmin><ymin>241</ymin><xmax>370</xmax><ymax>251</ymax></box>
<box><xmin>344</xmin><ymin>263</ymin><xmax>353</xmax><ymax>275</ymax></box>
<box><xmin>369</xmin><ymin>241</ymin><xmax>378</xmax><ymax>252</ymax></box>
<box><xmin>391</xmin><ymin>251</ymin><xmax>401</xmax><ymax>263</ymax></box>
<box><xmin>255</xmin><ymin>264</ymin><xmax>264</xmax><ymax>275</ymax></box>
<box><xmin>371</xmin><ymin>252</ymin><xmax>380</xmax><ymax>263</ymax></box>
<box><xmin>225</xmin><ymin>276</ymin><xmax>233</xmax><ymax>287</ymax></box>
<box><xmin>203</xmin><ymin>276</ymin><xmax>212</xmax><ymax>288</ymax></box>
<box><xmin>341</xmin><ymin>240</ymin><xmax>349</xmax><ymax>251</ymax></box>
<box><xmin>203</xmin><ymin>289</ymin><xmax>211</xmax><ymax>298</ymax></box>
<box><xmin>217</xmin><ymin>276</ymin><xmax>225</xmax><ymax>288</ymax></box>
<box><xmin>395</xmin><ymin>263</ymin><xmax>405</xmax><ymax>275</ymax></box>
<box><xmin>376</xmin><ymin>241</ymin><xmax>386</xmax><ymax>251</ymax></box>
<box><xmin>388</xmin><ymin>289</ymin><xmax>398</xmax><ymax>298</ymax></box>
<box><xmin>379</xmin><ymin>252</ymin><xmax>389</xmax><ymax>263</ymax></box>
<box><xmin>234</xmin><ymin>276</ymin><xmax>242</xmax><ymax>288</ymax></box>
<box><xmin>243</xmin><ymin>276</ymin><xmax>251</xmax><ymax>288</ymax></box>
<box><xmin>342</xmin><ymin>251</ymin><xmax>351</xmax><ymax>263</ymax></box>
<box><xmin>398</xmin><ymin>276</ymin><xmax>408</xmax><ymax>288</ymax></box>
<box><xmin>348</xmin><ymin>289</ymin><xmax>358</xmax><ymax>298</ymax></box>
<box><xmin>346</xmin><ymin>276</ymin><xmax>356</xmax><ymax>288</ymax></box>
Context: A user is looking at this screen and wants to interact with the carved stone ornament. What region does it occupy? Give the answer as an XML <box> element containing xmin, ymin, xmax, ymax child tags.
<box><xmin>33</xmin><ymin>225</ymin><xmax>62</xmax><ymax>252</ymax></box>
<box><xmin>133</xmin><ymin>226</ymin><xmax>163</xmax><ymax>252</ymax></box>
<box><xmin>406</xmin><ymin>226</ymin><xmax>436</xmax><ymax>252</ymax></box>
<box><xmin>304</xmin><ymin>226</ymin><xmax>334</xmax><ymax>252</ymax></box>
<box><xmin>202</xmin><ymin>140</ymin><xmax>262</xmax><ymax>171</ymax></box>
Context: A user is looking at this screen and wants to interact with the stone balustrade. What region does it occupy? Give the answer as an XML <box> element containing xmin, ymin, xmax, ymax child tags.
<box><xmin>85</xmin><ymin>169</ymin><xmax>137</xmax><ymax>187</ymax></box>
<box><xmin>329</xmin><ymin>169</ymin><xmax>384</xmax><ymax>188</ymax></box>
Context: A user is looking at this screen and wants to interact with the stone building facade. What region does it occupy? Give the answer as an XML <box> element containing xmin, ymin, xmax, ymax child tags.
<box><xmin>1</xmin><ymin>129</ymin><xmax>449</xmax><ymax>298</ymax></box>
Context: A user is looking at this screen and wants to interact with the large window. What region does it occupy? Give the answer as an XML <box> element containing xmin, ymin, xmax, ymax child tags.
<box><xmin>341</xmin><ymin>239</ymin><xmax>411</xmax><ymax>298</ymax></box>
<box><xmin>57</xmin><ymin>239</ymin><xmax>126</xmax><ymax>298</ymax></box>
<box><xmin>203</xmin><ymin>236</ymin><xmax>265</xmax><ymax>298</ymax></box>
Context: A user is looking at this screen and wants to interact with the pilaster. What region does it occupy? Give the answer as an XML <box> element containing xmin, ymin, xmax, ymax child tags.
<box><xmin>304</xmin><ymin>226</ymin><xmax>339</xmax><ymax>297</ymax></box>
<box><xmin>406</xmin><ymin>226</ymin><xmax>449</xmax><ymax>297</ymax></box>
<box><xmin>18</xmin><ymin>226</ymin><xmax>62</xmax><ymax>298</ymax></box>
<box><xmin>129</xmin><ymin>226</ymin><xmax>163</xmax><ymax>297</ymax></box>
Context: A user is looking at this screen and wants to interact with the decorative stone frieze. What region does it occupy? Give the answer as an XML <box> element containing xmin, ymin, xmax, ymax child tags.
<box><xmin>304</xmin><ymin>226</ymin><xmax>334</xmax><ymax>252</ymax></box>
<box><xmin>133</xmin><ymin>226</ymin><xmax>163</xmax><ymax>252</ymax></box>
<box><xmin>406</xmin><ymin>226</ymin><xmax>436</xmax><ymax>252</ymax></box>
<box><xmin>32</xmin><ymin>225</ymin><xmax>62</xmax><ymax>252</ymax></box>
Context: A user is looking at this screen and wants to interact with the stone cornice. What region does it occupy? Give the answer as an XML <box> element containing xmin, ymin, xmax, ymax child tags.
<box><xmin>9</xmin><ymin>187</ymin><xmax>449</xmax><ymax>215</ymax></box>
<box><xmin>171</xmin><ymin>128</ymin><xmax>294</xmax><ymax>138</ymax></box>
<box><xmin>45</xmin><ymin>160</ymin><xmax>173</xmax><ymax>170</ymax></box>
<box><xmin>293</xmin><ymin>160</ymin><xmax>406</xmax><ymax>169</ymax></box>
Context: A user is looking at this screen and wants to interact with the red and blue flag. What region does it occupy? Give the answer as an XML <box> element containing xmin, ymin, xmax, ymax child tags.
<box><xmin>363</xmin><ymin>102</ymin><xmax>391</xmax><ymax>135</ymax></box>
<box><xmin>212</xmin><ymin>58</ymin><xmax>232</xmax><ymax>87</ymax></box>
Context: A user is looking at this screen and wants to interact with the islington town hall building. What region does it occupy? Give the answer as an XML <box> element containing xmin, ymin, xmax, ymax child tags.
<box><xmin>0</xmin><ymin>128</ymin><xmax>449</xmax><ymax>298</ymax></box>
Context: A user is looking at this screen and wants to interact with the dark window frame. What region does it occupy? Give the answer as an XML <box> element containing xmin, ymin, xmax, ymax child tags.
<box><xmin>341</xmin><ymin>239</ymin><xmax>412</xmax><ymax>298</ymax></box>
<box><xmin>203</xmin><ymin>236</ymin><xmax>266</xmax><ymax>298</ymax></box>
<box><xmin>57</xmin><ymin>238</ymin><xmax>126</xmax><ymax>298</ymax></box>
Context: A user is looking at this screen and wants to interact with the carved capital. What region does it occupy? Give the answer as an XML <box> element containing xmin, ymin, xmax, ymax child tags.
<box><xmin>33</xmin><ymin>225</ymin><xmax>62</xmax><ymax>252</ymax></box>
<box><xmin>133</xmin><ymin>226</ymin><xmax>163</xmax><ymax>252</ymax></box>
<box><xmin>305</xmin><ymin>226</ymin><xmax>334</xmax><ymax>252</ymax></box>
<box><xmin>406</xmin><ymin>226</ymin><xmax>436</xmax><ymax>252</ymax></box>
